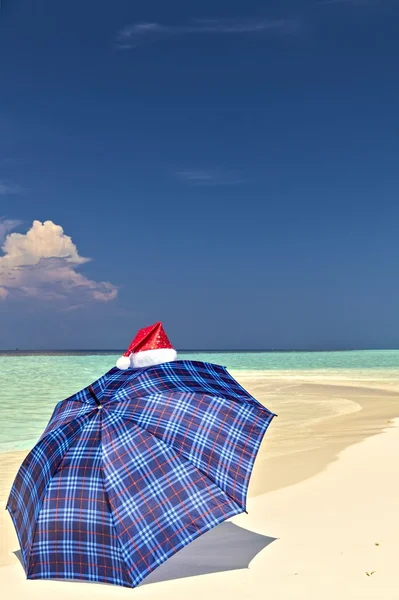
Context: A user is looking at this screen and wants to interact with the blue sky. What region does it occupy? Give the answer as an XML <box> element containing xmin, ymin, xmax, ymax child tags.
<box><xmin>0</xmin><ymin>0</ymin><xmax>398</xmax><ymax>350</ymax></box>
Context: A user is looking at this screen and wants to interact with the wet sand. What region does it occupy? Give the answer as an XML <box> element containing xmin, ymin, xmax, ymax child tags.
<box><xmin>236</xmin><ymin>373</ymin><xmax>399</xmax><ymax>496</ymax></box>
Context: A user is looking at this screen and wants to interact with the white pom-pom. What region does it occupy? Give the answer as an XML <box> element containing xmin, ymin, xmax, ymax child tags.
<box><xmin>116</xmin><ymin>355</ymin><xmax>131</xmax><ymax>370</ymax></box>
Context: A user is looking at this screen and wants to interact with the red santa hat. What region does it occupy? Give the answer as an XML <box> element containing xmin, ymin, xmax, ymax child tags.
<box><xmin>116</xmin><ymin>321</ymin><xmax>177</xmax><ymax>370</ymax></box>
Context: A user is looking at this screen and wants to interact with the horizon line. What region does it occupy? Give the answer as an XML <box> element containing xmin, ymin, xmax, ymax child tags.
<box><xmin>0</xmin><ymin>348</ymin><xmax>397</xmax><ymax>354</ymax></box>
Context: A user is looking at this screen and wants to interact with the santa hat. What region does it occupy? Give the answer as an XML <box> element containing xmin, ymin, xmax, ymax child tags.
<box><xmin>116</xmin><ymin>321</ymin><xmax>177</xmax><ymax>370</ymax></box>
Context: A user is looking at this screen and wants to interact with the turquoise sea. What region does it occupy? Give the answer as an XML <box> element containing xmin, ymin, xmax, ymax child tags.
<box><xmin>0</xmin><ymin>350</ymin><xmax>398</xmax><ymax>453</ymax></box>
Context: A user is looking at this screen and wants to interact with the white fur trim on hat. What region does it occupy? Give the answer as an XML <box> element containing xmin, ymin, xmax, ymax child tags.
<box><xmin>116</xmin><ymin>355</ymin><xmax>131</xmax><ymax>370</ymax></box>
<box><xmin>130</xmin><ymin>348</ymin><xmax>177</xmax><ymax>368</ymax></box>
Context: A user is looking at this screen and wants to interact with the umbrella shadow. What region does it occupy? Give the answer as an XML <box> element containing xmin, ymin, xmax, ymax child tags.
<box><xmin>141</xmin><ymin>522</ymin><xmax>276</xmax><ymax>586</ymax></box>
<box><xmin>13</xmin><ymin>522</ymin><xmax>276</xmax><ymax>587</ymax></box>
<box><xmin>14</xmin><ymin>549</ymin><xmax>23</xmax><ymax>567</ymax></box>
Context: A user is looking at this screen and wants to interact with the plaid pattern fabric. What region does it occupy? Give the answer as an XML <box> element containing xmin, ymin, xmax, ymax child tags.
<box><xmin>29</xmin><ymin>414</ymin><xmax>131</xmax><ymax>586</ymax></box>
<box><xmin>7</xmin><ymin>360</ymin><xmax>275</xmax><ymax>588</ymax></box>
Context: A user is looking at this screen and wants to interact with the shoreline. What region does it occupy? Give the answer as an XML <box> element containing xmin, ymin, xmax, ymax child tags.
<box><xmin>242</xmin><ymin>374</ymin><xmax>399</xmax><ymax>496</ymax></box>
<box><xmin>1</xmin><ymin>372</ymin><xmax>398</xmax><ymax>501</ymax></box>
<box><xmin>1</xmin><ymin>369</ymin><xmax>398</xmax><ymax>453</ymax></box>
<box><xmin>231</xmin><ymin>369</ymin><xmax>399</xmax><ymax>391</ymax></box>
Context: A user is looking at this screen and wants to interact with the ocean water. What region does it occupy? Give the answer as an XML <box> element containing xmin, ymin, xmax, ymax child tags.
<box><xmin>0</xmin><ymin>350</ymin><xmax>398</xmax><ymax>453</ymax></box>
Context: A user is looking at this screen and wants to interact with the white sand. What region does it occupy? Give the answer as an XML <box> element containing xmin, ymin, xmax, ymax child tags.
<box><xmin>0</xmin><ymin>374</ymin><xmax>398</xmax><ymax>598</ymax></box>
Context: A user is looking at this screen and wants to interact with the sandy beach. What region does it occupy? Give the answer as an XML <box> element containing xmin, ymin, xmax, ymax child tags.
<box><xmin>1</xmin><ymin>371</ymin><xmax>398</xmax><ymax>598</ymax></box>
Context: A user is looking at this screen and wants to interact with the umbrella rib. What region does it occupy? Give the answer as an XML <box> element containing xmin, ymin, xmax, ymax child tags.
<box><xmin>36</xmin><ymin>406</ymin><xmax>96</xmax><ymax>446</ymax></box>
<box><xmin>23</xmin><ymin>411</ymin><xmax>96</xmax><ymax>575</ymax></box>
<box><xmin>88</xmin><ymin>385</ymin><xmax>102</xmax><ymax>407</ymax></box>
<box><xmin>100</xmin><ymin>367</ymin><xmax>275</xmax><ymax>418</ymax></box>
<box><xmin>109</xmin><ymin>408</ymin><xmax>244</xmax><ymax>512</ymax></box>
<box><xmin>99</xmin><ymin>423</ymin><xmax>134</xmax><ymax>587</ymax></box>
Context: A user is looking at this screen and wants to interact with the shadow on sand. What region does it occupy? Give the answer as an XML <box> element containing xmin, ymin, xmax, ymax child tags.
<box><xmin>142</xmin><ymin>521</ymin><xmax>276</xmax><ymax>586</ymax></box>
<box><xmin>13</xmin><ymin>522</ymin><xmax>276</xmax><ymax>587</ymax></box>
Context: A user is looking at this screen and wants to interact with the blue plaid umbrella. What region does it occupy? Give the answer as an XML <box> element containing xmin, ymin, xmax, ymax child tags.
<box><xmin>7</xmin><ymin>360</ymin><xmax>275</xmax><ymax>588</ymax></box>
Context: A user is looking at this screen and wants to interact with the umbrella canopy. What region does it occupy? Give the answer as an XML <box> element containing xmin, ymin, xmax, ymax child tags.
<box><xmin>7</xmin><ymin>360</ymin><xmax>275</xmax><ymax>588</ymax></box>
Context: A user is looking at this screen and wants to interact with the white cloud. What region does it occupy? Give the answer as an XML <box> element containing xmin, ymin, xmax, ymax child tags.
<box><xmin>176</xmin><ymin>169</ymin><xmax>246</xmax><ymax>186</ymax></box>
<box><xmin>0</xmin><ymin>180</ymin><xmax>22</xmax><ymax>195</ymax></box>
<box><xmin>116</xmin><ymin>18</ymin><xmax>300</xmax><ymax>48</ymax></box>
<box><xmin>320</xmin><ymin>0</ymin><xmax>377</xmax><ymax>4</ymax></box>
<box><xmin>0</xmin><ymin>219</ymin><xmax>118</xmax><ymax>303</ymax></box>
<box><xmin>0</xmin><ymin>218</ymin><xmax>22</xmax><ymax>243</ymax></box>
